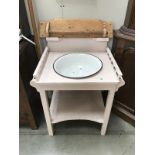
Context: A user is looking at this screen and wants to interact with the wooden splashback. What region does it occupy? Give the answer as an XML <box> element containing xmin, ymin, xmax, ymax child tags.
<box><xmin>39</xmin><ymin>19</ymin><xmax>113</xmax><ymax>38</ymax></box>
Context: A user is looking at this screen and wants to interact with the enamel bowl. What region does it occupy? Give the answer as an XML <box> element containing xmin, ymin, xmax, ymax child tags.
<box><xmin>53</xmin><ymin>53</ymin><xmax>103</xmax><ymax>78</ymax></box>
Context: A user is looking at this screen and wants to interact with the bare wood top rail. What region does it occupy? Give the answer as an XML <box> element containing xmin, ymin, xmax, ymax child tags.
<box><xmin>39</xmin><ymin>19</ymin><xmax>113</xmax><ymax>38</ymax></box>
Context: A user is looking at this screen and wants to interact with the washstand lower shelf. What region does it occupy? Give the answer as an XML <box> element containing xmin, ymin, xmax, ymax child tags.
<box><xmin>50</xmin><ymin>91</ymin><xmax>105</xmax><ymax>124</ymax></box>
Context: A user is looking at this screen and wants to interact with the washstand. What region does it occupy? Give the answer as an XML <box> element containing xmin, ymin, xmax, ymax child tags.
<box><xmin>30</xmin><ymin>19</ymin><xmax>125</xmax><ymax>136</ymax></box>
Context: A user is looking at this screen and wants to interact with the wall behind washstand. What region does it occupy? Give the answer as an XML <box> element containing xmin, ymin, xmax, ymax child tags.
<box><xmin>27</xmin><ymin>0</ymin><xmax>129</xmax><ymax>49</ymax></box>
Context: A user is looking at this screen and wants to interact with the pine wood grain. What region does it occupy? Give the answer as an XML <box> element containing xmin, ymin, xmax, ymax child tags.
<box><xmin>39</xmin><ymin>19</ymin><xmax>113</xmax><ymax>38</ymax></box>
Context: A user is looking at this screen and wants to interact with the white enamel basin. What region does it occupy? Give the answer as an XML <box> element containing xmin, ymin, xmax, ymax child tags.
<box><xmin>53</xmin><ymin>53</ymin><xmax>103</xmax><ymax>78</ymax></box>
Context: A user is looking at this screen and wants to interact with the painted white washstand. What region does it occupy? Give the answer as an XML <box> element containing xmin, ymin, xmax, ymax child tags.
<box><xmin>30</xmin><ymin>37</ymin><xmax>125</xmax><ymax>136</ymax></box>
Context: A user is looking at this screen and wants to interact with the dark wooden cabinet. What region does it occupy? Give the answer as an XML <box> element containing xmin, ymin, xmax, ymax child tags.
<box><xmin>19</xmin><ymin>0</ymin><xmax>31</xmax><ymax>37</ymax></box>
<box><xmin>19</xmin><ymin>0</ymin><xmax>42</xmax><ymax>129</ymax></box>
<box><xmin>112</xmin><ymin>0</ymin><xmax>135</xmax><ymax>126</ymax></box>
<box><xmin>19</xmin><ymin>75</ymin><xmax>37</xmax><ymax>129</ymax></box>
<box><xmin>112</xmin><ymin>31</ymin><xmax>135</xmax><ymax>126</ymax></box>
<box><xmin>19</xmin><ymin>40</ymin><xmax>42</xmax><ymax>129</ymax></box>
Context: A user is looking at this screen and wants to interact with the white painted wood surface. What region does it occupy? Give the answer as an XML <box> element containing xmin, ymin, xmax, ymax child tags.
<box><xmin>40</xmin><ymin>90</ymin><xmax>53</xmax><ymax>136</ymax></box>
<box><xmin>33</xmin><ymin>46</ymin><xmax>49</xmax><ymax>80</ymax></box>
<box><xmin>50</xmin><ymin>91</ymin><xmax>105</xmax><ymax>123</ymax></box>
<box><xmin>31</xmin><ymin>38</ymin><xmax>124</xmax><ymax>91</ymax></box>
<box><xmin>38</xmin><ymin>50</ymin><xmax>119</xmax><ymax>89</ymax></box>
<box><xmin>101</xmin><ymin>90</ymin><xmax>115</xmax><ymax>135</ymax></box>
<box><xmin>31</xmin><ymin>54</ymin><xmax>123</xmax><ymax>90</ymax></box>
<box><xmin>106</xmin><ymin>48</ymin><xmax>122</xmax><ymax>77</ymax></box>
<box><xmin>46</xmin><ymin>38</ymin><xmax>109</xmax><ymax>53</ymax></box>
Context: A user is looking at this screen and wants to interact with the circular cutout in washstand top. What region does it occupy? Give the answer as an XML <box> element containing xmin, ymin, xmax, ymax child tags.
<box><xmin>53</xmin><ymin>53</ymin><xmax>103</xmax><ymax>78</ymax></box>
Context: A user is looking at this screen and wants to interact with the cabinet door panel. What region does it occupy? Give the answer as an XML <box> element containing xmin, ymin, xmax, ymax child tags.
<box><xmin>115</xmin><ymin>48</ymin><xmax>135</xmax><ymax>112</ymax></box>
<box><xmin>113</xmin><ymin>41</ymin><xmax>135</xmax><ymax>126</ymax></box>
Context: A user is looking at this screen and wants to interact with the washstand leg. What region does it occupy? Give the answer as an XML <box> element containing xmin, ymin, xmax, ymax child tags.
<box><xmin>40</xmin><ymin>90</ymin><xmax>54</xmax><ymax>136</ymax></box>
<box><xmin>101</xmin><ymin>90</ymin><xmax>115</xmax><ymax>135</ymax></box>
